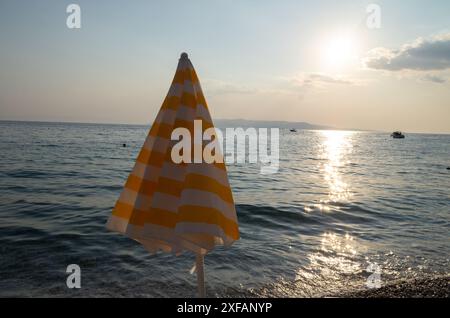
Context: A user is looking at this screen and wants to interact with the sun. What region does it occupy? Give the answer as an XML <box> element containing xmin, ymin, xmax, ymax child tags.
<box><xmin>320</xmin><ymin>32</ymin><xmax>360</xmax><ymax>70</ymax></box>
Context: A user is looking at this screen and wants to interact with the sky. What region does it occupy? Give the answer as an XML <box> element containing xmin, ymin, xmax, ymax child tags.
<box><xmin>0</xmin><ymin>0</ymin><xmax>449</xmax><ymax>133</ymax></box>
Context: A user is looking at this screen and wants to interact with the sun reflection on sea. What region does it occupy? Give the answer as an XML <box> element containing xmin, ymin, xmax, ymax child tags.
<box><xmin>306</xmin><ymin>232</ymin><xmax>361</xmax><ymax>277</ymax></box>
<box><xmin>293</xmin><ymin>132</ymin><xmax>367</xmax><ymax>296</ymax></box>
<box><xmin>320</xmin><ymin>130</ymin><xmax>354</xmax><ymax>203</ymax></box>
<box><xmin>292</xmin><ymin>232</ymin><xmax>366</xmax><ymax>296</ymax></box>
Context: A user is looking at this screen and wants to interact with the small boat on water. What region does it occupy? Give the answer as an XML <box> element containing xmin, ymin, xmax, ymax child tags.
<box><xmin>290</xmin><ymin>129</ymin><xmax>297</xmax><ymax>132</ymax></box>
<box><xmin>391</xmin><ymin>131</ymin><xmax>405</xmax><ymax>139</ymax></box>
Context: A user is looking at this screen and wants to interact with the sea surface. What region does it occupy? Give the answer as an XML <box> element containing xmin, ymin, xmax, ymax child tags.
<box><xmin>0</xmin><ymin>120</ymin><xmax>449</xmax><ymax>297</ymax></box>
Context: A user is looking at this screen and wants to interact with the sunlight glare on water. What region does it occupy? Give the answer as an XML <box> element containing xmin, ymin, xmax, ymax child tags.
<box><xmin>319</xmin><ymin>130</ymin><xmax>354</xmax><ymax>204</ymax></box>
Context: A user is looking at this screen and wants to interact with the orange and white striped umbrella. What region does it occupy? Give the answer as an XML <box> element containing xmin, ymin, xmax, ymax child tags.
<box><xmin>106</xmin><ymin>53</ymin><xmax>239</xmax><ymax>259</ymax></box>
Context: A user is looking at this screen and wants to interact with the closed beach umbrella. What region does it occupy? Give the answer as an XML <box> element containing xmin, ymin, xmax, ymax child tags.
<box><xmin>106</xmin><ymin>53</ymin><xmax>239</xmax><ymax>297</ymax></box>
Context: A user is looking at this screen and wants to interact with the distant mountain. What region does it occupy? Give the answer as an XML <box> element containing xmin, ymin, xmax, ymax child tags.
<box><xmin>214</xmin><ymin>119</ymin><xmax>334</xmax><ymax>130</ymax></box>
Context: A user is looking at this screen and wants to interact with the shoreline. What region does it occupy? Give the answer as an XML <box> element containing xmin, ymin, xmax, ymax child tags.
<box><xmin>339</xmin><ymin>275</ymin><xmax>449</xmax><ymax>298</ymax></box>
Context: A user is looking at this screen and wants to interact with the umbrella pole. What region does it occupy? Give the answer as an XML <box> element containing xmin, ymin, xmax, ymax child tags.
<box><xmin>196</xmin><ymin>253</ymin><xmax>206</xmax><ymax>298</ymax></box>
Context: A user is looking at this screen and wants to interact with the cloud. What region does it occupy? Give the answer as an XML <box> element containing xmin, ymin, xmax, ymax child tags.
<box><xmin>420</xmin><ymin>74</ymin><xmax>447</xmax><ymax>84</ymax></box>
<box><xmin>364</xmin><ymin>33</ymin><xmax>450</xmax><ymax>71</ymax></box>
<box><xmin>292</xmin><ymin>73</ymin><xmax>357</xmax><ymax>88</ymax></box>
<box><xmin>203</xmin><ymin>79</ymin><xmax>258</xmax><ymax>95</ymax></box>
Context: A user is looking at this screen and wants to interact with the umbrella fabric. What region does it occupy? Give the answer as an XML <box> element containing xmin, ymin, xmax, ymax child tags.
<box><xmin>106</xmin><ymin>54</ymin><xmax>239</xmax><ymax>255</ymax></box>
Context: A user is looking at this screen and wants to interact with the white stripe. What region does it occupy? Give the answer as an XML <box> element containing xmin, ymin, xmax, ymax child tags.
<box><xmin>156</xmin><ymin>108</ymin><xmax>177</xmax><ymax>125</ymax></box>
<box><xmin>166</xmin><ymin>83</ymin><xmax>183</xmax><ymax>98</ymax></box>
<box><xmin>107</xmin><ymin>216</ymin><xmax>194</xmax><ymax>254</ymax></box>
<box><xmin>151</xmin><ymin>192</ymin><xmax>179</xmax><ymax>212</ymax></box>
<box><xmin>154</xmin><ymin>106</ymin><xmax>213</xmax><ymax>126</ymax></box>
<box><xmin>132</xmin><ymin>161</ymin><xmax>226</xmax><ymax>185</ymax></box>
<box><xmin>176</xmin><ymin>222</ymin><xmax>236</xmax><ymax>247</ymax></box>
<box><xmin>176</xmin><ymin>105</ymin><xmax>196</xmax><ymax>122</ymax></box>
<box><xmin>116</xmin><ymin>186</ymin><xmax>236</xmax><ymax>224</ymax></box>
<box><xmin>118</xmin><ymin>188</ymin><xmax>154</xmax><ymax>211</ymax></box>
<box><xmin>175</xmin><ymin>105</ymin><xmax>213</xmax><ymax>124</ymax></box>
<box><xmin>118</xmin><ymin>187</ymin><xmax>138</xmax><ymax>206</ymax></box>
<box><xmin>183</xmin><ymin>80</ymin><xmax>197</xmax><ymax>96</ymax></box>
<box><xmin>132</xmin><ymin>151</ymin><xmax>228</xmax><ymax>186</ymax></box>
<box><xmin>166</xmin><ymin>81</ymin><xmax>202</xmax><ymax>98</ymax></box>
<box><xmin>157</xmin><ymin>161</ymin><xmax>229</xmax><ymax>187</ymax></box>
<box><xmin>160</xmin><ymin>162</ymin><xmax>186</xmax><ymax>182</ymax></box>
<box><xmin>196</xmin><ymin>104</ymin><xmax>211</xmax><ymax>121</ymax></box>
<box><xmin>106</xmin><ymin>214</ymin><xmax>128</xmax><ymax>234</ymax></box>
<box><xmin>179</xmin><ymin>189</ymin><xmax>237</xmax><ymax>221</ymax></box>
<box><xmin>142</xmin><ymin>135</ymin><xmax>169</xmax><ymax>153</ymax></box>
<box><xmin>131</xmin><ymin>161</ymin><xmax>186</xmax><ymax>183</ymax></box>
<box><xmin>118</xmin><ymin>187</ymin><xmax>179</xmax><ymax>212</ymax></box>
<box><xmin>107</xmin><ymin>214</ymin><xmax>234</xmax><ymax>253</ymax></box>
<box><xmin>187</xmin><ymin>164</ymin><xmax>230</xmax><ymax>187</ymax></box>
<box><xmin>191</xmin><ymin>80</ymin><xmax>205</xmax><ymax>103</ymax></box>
<box><xmin>127</xmin><ymin>223</ymin><xmax>183</xmax><ymax>254</ymax></box>
<box><xmin>140</xmin><ymin>223</ymin><xmax>205</xmax><ymax>254</ymax></box>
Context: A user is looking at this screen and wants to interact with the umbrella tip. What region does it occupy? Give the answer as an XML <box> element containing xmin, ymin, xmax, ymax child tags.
<box><xmin>180</xmin><ymin>52</ymin><xmax>189</xmax><ymax>60</ymax></box>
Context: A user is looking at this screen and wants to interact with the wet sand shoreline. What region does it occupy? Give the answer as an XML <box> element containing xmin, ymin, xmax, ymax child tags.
<box><xmin>340</xmin><ymin>275</ymin><xmax>449</xmax><ymax>298</ymax></box>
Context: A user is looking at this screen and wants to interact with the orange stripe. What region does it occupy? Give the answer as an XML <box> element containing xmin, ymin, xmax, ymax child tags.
<box><xmin>150</xmin><ymin>121</ymin><xmax>210</xmax><ymax>139</ymax></box>
<box><xmin>136</xmin><ymin>148</ymin><xmax>166</xmax><ymax>166</ymax></box>
<box><xmin>171</xmin><ymin>69</ymin><xmax>200</xmax><ymax>85</ymax></box>
<box><xmin>150</xmin><ymin>120</ymin><xmax>214</xmax><ymax>139</ymax></box>
<box><xmin>161</xmin><ymin>96</ymin><xmax>181</xmax><ymax>111</ymax></box>
<box><xmin>112</xmin><ymin>201</ymin><xmax>134</xmax><ymax>220</ymax></box>
<box><xmin>180</xmin><ymin>92</ymin><xmax>197</xmax><ymax>108</ymax></box>
<box><xmin>136</xmin><ymin>144</ymin><xmax>227</xmax><ymax>171</ymax></box>
<box><xmin>214</xmin><ymin>161</ymin><xmax>227</xmax><ymax>171</ymax></box>
<box><xmin>123</xmin><ymin>172</ymin><xmax>233</xmax><ymax>205</ymax></box>
<box><xmin>116</xmin><ymin>201</ymin><xmax>238</xmax><ymax>238</ymax></box>
<box><xmin>172</xmin><ymin>119</ymin><xmax>214</xmax><ymax>131</ymax></box>
<box><xmin>162</xmin><ymin>91</ymin><xmax>208</xmax><ymax>111</ymax></box>
<box><xmin>173</xmin><ymin>119</ymin><xmax>193</xmax><ymax>131</ymax></box>
<box><xmin>155</xmin><ymin>177</ymin><xmax>184</xmax><ymax>197</ymax></box>
<box><xmin>149</xmin><ymin>122</ymin><xmax>174</xmax><ymax>139</ymax></box>
<box><xmin>122</xmin><ymin>167</ymin><xmax>235</xmax><ymax>201</ymax></box>
<box><xmin>197</xmin><ymin>93</ymin><xmax>207</xmax><ymax>107</ymax></box>
<box><xmin>124</xmin><ymin>174</ymin><xmax>157</xmax><ymax>196</ymax></box>
<box><xmin>166</xmin><ymin>156</ymin><xmax>226</xmax><ymax>171</ymax></box>
<box><xmin>114</xmin><ymin>202</ymin><xmax>178</xmax><ymax>228</ymax></box>
<box><xmin>172</xmin><ymin>71</ymin><xmax>185</xmax><ymax>84</ymax></box>
<box><xmin>178</xmin><ymin>205</ymin><xmax>239</xmax><ymax>239</ymax></box>
<box><xmin>131</xmin><ymin>207</ymin><xmax>178</xmax><ymax>228</ymax></box>
<box><xmin>184</xmin><ymin>173</ymin><xmax>234</xmax><ymax>203</ymax></box>
<box><xmin>188</xmin><ymin>69</ymin><xmax>200</xmax><ymax>83</ymax></box>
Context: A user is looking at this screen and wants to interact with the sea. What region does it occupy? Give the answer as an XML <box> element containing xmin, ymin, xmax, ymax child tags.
<box><xmin>0</xmin><ymin>120</ymin><xmax>449</xmax><ymax>297</ymax></box>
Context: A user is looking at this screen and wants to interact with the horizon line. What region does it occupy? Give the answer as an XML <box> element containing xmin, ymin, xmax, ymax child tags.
<box><xmin>0</xmin><ymin>119</ymin><xmax>449</xmax><ymax>135</ymax></box>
